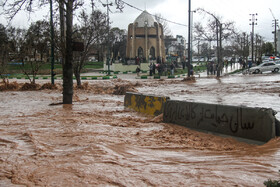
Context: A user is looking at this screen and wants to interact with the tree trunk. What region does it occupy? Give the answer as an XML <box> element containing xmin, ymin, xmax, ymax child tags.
<box><xmin>73</xmin><ymin>63</ymin><xmax>81</xmax><ymax>86</ymax></box>
<box><xmin>74</xmin><ymin>69</ymin><xmax>81</xmax><ymax>86</ymax></box>
<box><xmin>63</xmin><ymin>0</ymin><xmax>74</xmax><ymax>104</ymax></box>
<box><xmin>59</xmin><ymin>1</ymin><xmax>65</xmax><ymax>68</ymax></box>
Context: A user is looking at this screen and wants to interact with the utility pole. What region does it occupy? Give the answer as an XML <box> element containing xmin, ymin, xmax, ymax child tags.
<box><xmin>50</xmin><ymin>0</ymin><xmax>55</xmax><ymax>85</ymax></box>
<box><xmin>103</xmin><ymin>0</ymin><xmax>113</xmax><ymax>75</ymax></box>
<box><xmin>219</xmin><ymin>23</ymin><xmax>222</xmax><ymax>76</ymax></box>
<box><xmin>249</xmin><ymin>13</ymin><xmax>257</xmax><ymax>64</ymax></box>
<box><xmin>272</xmin><ymin>19</ymin><xmax>279</xmax><ymax>57</ymax></box>
<box><xmin>187</xmin><ymin>0</ymin><xmax>191</xmax><ymax>77</ymax></box>
<box><xmin>190</xmin><ymin>11</ymin><xmax>196</xmax><ymax>66</ymax></box>
<box><xmin>91</xmin><ymin>0</ymin><xmax>95</xmax><ymax>12</ymax></box>
<box><xmin>269</xmin><ymin>8</ymin><xmax>279</xmax><ymax>57</ymax></box>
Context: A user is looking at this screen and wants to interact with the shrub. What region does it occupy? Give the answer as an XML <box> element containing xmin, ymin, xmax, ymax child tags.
<box><xmin>264</xmin><ymin>170</ymin><xmax>280</xmax><ymax>187</ymax></box>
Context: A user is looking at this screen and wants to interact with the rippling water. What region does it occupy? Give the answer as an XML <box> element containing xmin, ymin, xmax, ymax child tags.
<box><xmin>0</xmin><ymin>73</ymin><xmax>279</xmax><ymax>186</ymax></box>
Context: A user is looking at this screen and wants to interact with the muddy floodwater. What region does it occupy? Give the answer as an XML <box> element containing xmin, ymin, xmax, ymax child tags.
<box><xmin>0</xmin><ymin>73</ymin><xmax>280</xmax><ymax>186</ymax></box>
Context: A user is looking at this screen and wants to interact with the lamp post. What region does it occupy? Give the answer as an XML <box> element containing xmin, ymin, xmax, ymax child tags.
<box><xmin>273</xmin><ymin>19</ymin><xmax>279</xmax><ymax>57</ymax></box>
<box><xmin>103</xmin><ymin>0</ymin><xmax>113</xmax><ymax>75</ymax></box>
<box><xmin>187</xmin><ymin>0</ymin><xmax>191</xmax><ymax>77</ymax></box>
<box><xmin>249</xmin><ymin>13</ymin><xmax>257</xmax><ymax>64</ymax></box>
<box><xmin>196</xmin><ymin>8</ymin><xmax>222</xmax><ymax>77</ymax></box>
<box><xmin>190</xmin><ymin>10</ymin><xmax>196</xmax><ymax>67</ymax></box>
<box><xmin>50</xmin><ymin>0</ymin><xmax>55</xmax><ymax>84</ymax></box>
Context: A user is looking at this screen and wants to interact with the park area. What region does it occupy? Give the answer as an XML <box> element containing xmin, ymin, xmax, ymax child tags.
<box><xmin>0</xmin><ymin>72</ymin><xmax>280</xmax><ymax>186</ymax></box>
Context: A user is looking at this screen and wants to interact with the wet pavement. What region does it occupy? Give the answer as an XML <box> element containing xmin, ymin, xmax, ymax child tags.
<box><xmin>85</xmin><ymin>62</ymin><xmax>242</xmax><ymax>79</ymax></box>
<box><xmin>0</xmin><ymin>68</ymin><xmax>280</xmax><ymax>186</ymax></box>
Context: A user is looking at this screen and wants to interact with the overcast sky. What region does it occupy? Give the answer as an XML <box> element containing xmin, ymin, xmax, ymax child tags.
<box><xmin>1</xmin><ymin>0</ymin><xmax>279</xmax><ymax>42</ymax></box>
<box><xmin>109</xmin><ymin>0</ymin><xmax>280</xmax><ymax>42</ymax></box>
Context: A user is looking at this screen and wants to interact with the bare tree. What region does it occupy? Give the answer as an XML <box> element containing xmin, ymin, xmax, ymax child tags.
<box><xmin>73</xmin><ymin>9</ymin><xmax>107</xmax><ymax>86</ymax></box>
<box><xmin>1</xmin><ymin>0</ymin><xmax>83</xmax><ymax>104</ymax></box>
<box><xmin>110</xmin><ymin>27</ymin><xmax>126</xmax><ymax>60</ymax></box>
<box><xmin>194</xmin><ymin>22</ymin><xmax>216</xmax><ymax>42</ymax></box>
<box><xmin>60</xmin><ymin>0</ymin><xmax>83</xmax><ymax>104</ymax></box>
<box><xmin>1</xmin><ymin>0</ymin><xmax>123</xmax><ymax>103</ymax></box>
<box><xmin>20</xmin><ymin>20</ymin><xmax>49</xmax><ymax>84</ymax></box>
<box><xmin>195</xmin><ymin>8</ymin><xmax>237</xmax><ymax>76</ymax></box>
<box><xmin>0</xmin><ymin>24</ymin><xmax>9</xmax><ymax>81</ymax></box>
<box><xmin>154</xmin><ymin>13</ymin><xmax>171</xmax><ymax>36</ymax></box>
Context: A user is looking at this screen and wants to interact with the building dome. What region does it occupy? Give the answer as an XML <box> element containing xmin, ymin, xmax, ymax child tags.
<box><xmin>134</xmin><ymin>10</ymin><xmax>157</xmax><ymax>28</ymax></box>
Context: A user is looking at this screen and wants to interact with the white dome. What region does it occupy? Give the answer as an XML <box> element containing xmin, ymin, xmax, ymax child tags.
<box><xmin>134</xmin><ymin>10</ymin><xmax>157</xmax><ymax>28</ymax></box>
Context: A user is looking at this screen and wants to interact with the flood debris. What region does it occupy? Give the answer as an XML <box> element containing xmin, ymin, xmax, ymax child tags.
<box><xmin>0</xmin><ymin>79</ymin><xmax>19</xmax><ymax>91</ymax></box>
<box><xmin>75</xmin><ymin>82</ymin><xmax>89</xmax><ymax>90</ymax></box>
<box><xmin>20</xmin><ymin>83</ymin><xmax>39</xmax><ymax>91</ymax></box>
<box><xmin>113</xmin><ymin>84</ymin><xmax>137</xmax><ymax>95</ymax></box>
<box><xmin>182</xmin><ymin>76</ymin><xmax>196</xmax><ymax>82</ymax></box>
<box><xmin>40</xmin><ymin>83</ymin><xmax>58</xmax><ymax>90</ymax></box>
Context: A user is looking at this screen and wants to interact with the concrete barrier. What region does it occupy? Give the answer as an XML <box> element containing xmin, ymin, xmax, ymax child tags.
<box><xmin>163</xmin><ymin>100</ymin><xmax>276</xmax><ymax>142</ymax></box>
<box><xmin>276</xmin><ymin>119</ymin><xmax>280</xmax><ymax>136</ymax></box>
<box><xmin>124</xmin><ymin>92</ymin><xmax>169</xmax><ymax>116</ymax></box>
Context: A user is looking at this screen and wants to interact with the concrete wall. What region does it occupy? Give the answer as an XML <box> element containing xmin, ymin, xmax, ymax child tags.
<box><xmin>276</xmin><ymin>119</ymin><xmax>280</xmax><ymax>136</ymax></box>
<box><xmin>104</xmin><ymin>63</ymin><xmax>149</xmax><ymax>72</ymax></box>
<box><xmin>124</xmin><ymin>92</ymin><xmax>169</xmax><ymax>116</ymax></box>
<box><xmin>163</xmin><ymin>100</ymin><xmax>276</xmax><ymax>142</ymax></box>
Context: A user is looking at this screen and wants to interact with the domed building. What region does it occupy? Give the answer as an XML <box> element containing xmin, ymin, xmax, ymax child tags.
<box><xmin>126</xmin><ymin>11</ymin><xmax>165</xmax><ymax>62</ymax></box>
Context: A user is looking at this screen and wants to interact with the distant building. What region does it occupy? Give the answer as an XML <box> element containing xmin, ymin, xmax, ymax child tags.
<box><xmin>126</xmin><ymin>10</ymin><xmax>165</xmax><ymax>62</ymax></box>
<box><xmin>165</xmin><ymin>35</ymin><xmax>186</xmax><ymax>62</ymax></box>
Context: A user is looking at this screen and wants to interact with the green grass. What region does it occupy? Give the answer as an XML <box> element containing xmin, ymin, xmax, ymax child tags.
<box><xmin>141</xmin><ymin>75</ymin><xmax>147</xmax><ymax>79</ymax></box>
<box><xmin>8</xmin><ymin>62</ymin><xmax>62</xmax><ymax>71</ymax></box>
<box><xmin>102</xmin><ymin>76</ymin><xmax>110</xmax><ymax>79</ymax></box>
<box><xmin>154</xmin><ymin>75</ymin><xmax>160</xmax><ymax>79</ymax></box>
<box><xmin>8</xmin><ymin>61</ymin><xmax>104</xmax><ymax>71</ymax></box>
<box><xmin>84</xmin><ymin>61</ymin><xmax>104</xmax><ymax>69</ymax></box>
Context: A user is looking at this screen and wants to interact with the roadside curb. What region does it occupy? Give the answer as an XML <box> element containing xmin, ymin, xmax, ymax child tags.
<box><xmin>7</xmin><ymin>76</ymin><xmax>118</xmax><ymax>80</ymax></box>
<box><xmin>102</xmin><ymin>70</ymin><xmax>148</xmax><ymax>75</ymax></box>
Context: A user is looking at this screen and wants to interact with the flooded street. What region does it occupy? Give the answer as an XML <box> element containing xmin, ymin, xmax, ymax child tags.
<box><xmin>0</xmin><ymin>73</ymin><xmax>280</xmax><ymax>186</ymax></box>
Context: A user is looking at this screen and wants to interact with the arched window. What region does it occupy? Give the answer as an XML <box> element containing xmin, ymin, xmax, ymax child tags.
<box><xmin>150</xmin><ymin>47</ymin><xmax>155</xmax><ymax>59</ymax></box>
<box><xmin>138</xmin><ymin>47</ymin><xmax>144</xmax><ymax>58</ymax></box>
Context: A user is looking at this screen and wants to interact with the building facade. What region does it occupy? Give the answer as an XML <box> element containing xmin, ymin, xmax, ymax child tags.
<box><xmin>165</xmin><ymin>35</ymin><xmax>187</xmax><ymax>62</ymax></box>
<box><xmin>126</xmin><ymin>11</ymin><xmax>165</xmax><ymax>62</ymax></box>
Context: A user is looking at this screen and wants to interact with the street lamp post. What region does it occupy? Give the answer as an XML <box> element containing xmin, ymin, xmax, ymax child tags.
<box><xmin>190</xmin><ymin>10</ymin><xmax>196</xmax><ymax>68</ymax></box>
<box><xmin>196</xmin><ymin>8</ymin><xmax>222</xmax><ymax>77</ymax></box>
<box><xmin>187</xmin><ymin>0</ymin><xmax>191</xmax><ymax>77</ymax></box>
<box><xmin>249</xmin><ymin>13</ymin><xmax>257</xmax><ymax>64</ymax></box>
<box><xmin>50</xmin><ymin>0</ymin><xmax>55</xmax><ymax>84</ymax></box>
<box><xmin>273</xmin><ymin>19</ymin><xmax>279</xmax><ymax>57</ymax></box>
<box><xmin>103</xmin><ymin>0</ymin><xmax>113</xmax><ymax>75</ymax></box>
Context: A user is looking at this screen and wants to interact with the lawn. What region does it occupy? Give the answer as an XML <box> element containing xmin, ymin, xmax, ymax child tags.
<box><xmin>5</xmin><ymin>61</ymin><xmax>104</xmax><ymax>77</ymax></box>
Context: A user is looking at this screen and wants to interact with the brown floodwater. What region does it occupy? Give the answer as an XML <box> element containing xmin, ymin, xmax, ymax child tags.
<box><xmin>0</xmin><ymin>73</ymin><xmax>280</xmax><ymax>186</ymax></box>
